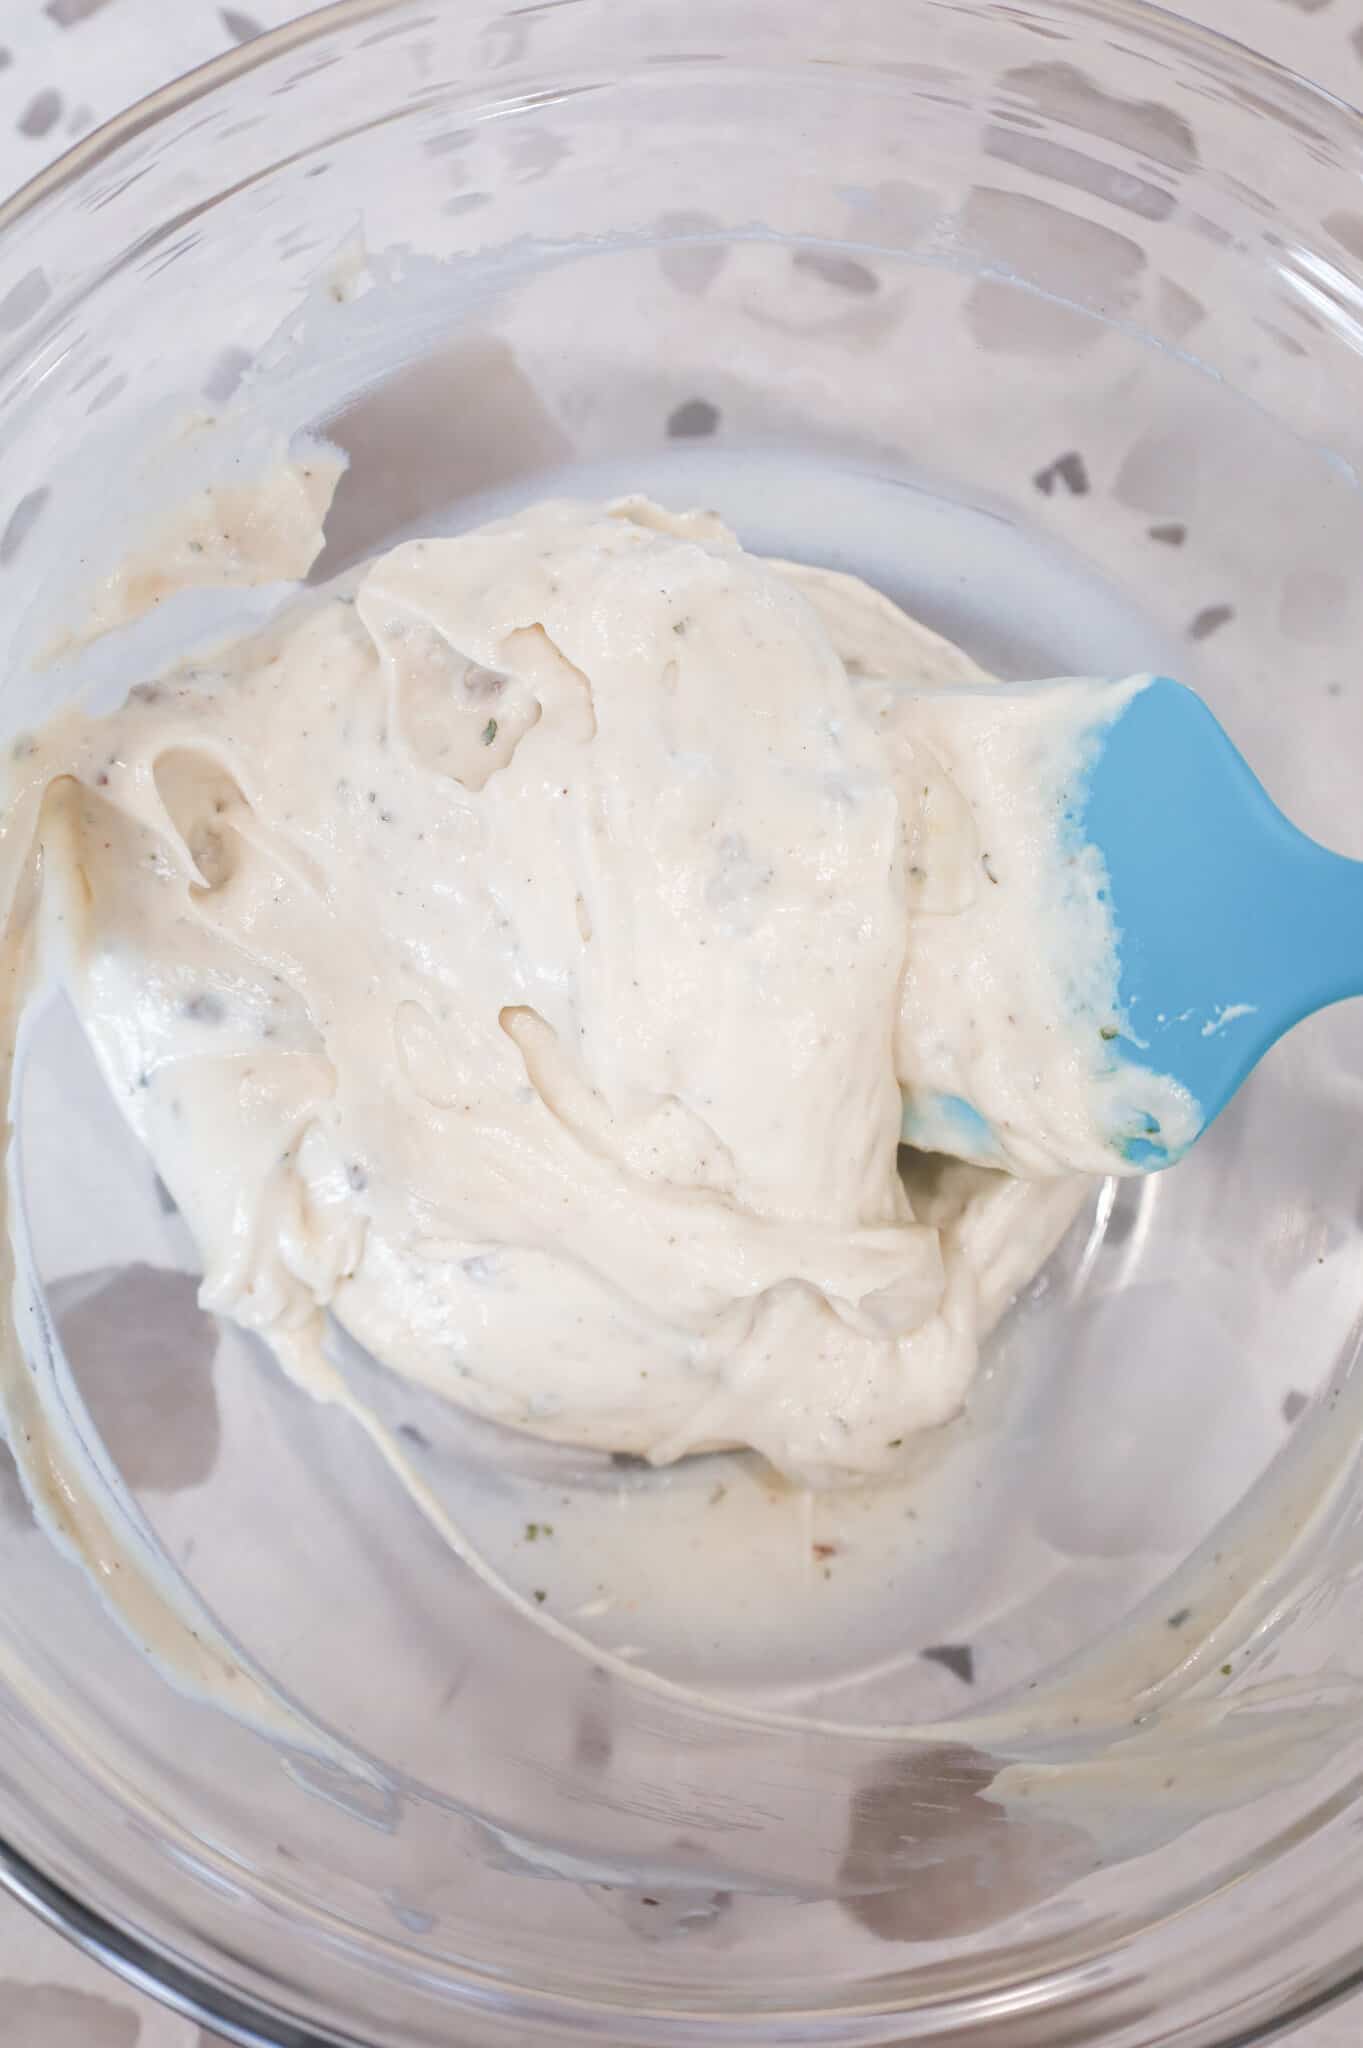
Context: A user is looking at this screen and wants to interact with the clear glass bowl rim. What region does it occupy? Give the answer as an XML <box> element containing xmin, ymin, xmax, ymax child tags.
<box><xmin>3</xmin><ymin>2</ymin><xmax>1363</xmax><ymax>2044</ymax></box>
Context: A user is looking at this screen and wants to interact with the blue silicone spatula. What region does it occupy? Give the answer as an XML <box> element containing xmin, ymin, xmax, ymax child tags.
<box><xmin>900</xmin><ymin>676</ymin><xmax>1363</xmax><ymax>1174</ymax></box>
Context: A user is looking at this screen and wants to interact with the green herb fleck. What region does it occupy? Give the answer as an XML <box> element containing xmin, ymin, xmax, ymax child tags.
<box><xmin>1100</xmin><ymin>1026</ymin><xmax>1119</xmax><ymax>1041</ymax></box>
<box><xmin>887</xmin><ymin>1437</ymin><xmax>903</xmax><ymax>1448</ymax></box>
<box><xmin>524</xmin><ymin>1521</ymin><xmax>553</xmax><ymax>1542</ymax></box>
<box><xmin>481</xmin><ymin>718</ymin><xmax>498</xmax><ymax>746</ymax></box>
<box><xmin>1220</xmin><ymin>1662</ymin><xmax>1233</xmax><ymax>1678</ymax></box>
<box><xmin>533</xmin><ymin>1589</ymin><xmax>547</xmax><ymax>1604</ymax></box>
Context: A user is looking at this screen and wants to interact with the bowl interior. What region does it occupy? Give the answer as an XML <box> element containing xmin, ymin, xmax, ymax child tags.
<box><xmin>1</xmin><ymin>3</ymin><xmax>1363</xmax><ymax>2044</ymax></box>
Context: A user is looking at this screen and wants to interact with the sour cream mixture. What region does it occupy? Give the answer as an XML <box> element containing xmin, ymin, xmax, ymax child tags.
<box><xmin>9</xmin><ymin>497</ymin><xmax>1112</xmax><ymax>1486</ymax></box>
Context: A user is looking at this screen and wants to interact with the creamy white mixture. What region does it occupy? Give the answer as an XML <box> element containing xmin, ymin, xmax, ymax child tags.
<box><xmin>6</xmin><ymin>498</ymin><xmax>1137</xmax><ymax>1487</ymax></box>
<box><xmin>0</xmin><ymin>483</ymin><xmax>1348</xmax><ymax>1868</ymax></box>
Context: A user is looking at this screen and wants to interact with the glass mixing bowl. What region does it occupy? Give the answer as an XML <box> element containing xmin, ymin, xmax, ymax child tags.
<box><xmin>1</xmin><ymin>1</ymin><xmax>1363</xmax><ymax>2042</ymax></box>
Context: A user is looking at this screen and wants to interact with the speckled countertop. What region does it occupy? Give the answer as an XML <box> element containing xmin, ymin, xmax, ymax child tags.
<box><xmin>0</xmin><ymin>1</ymin><xmax>1362</xmax><ymax>2044</ymax></box>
